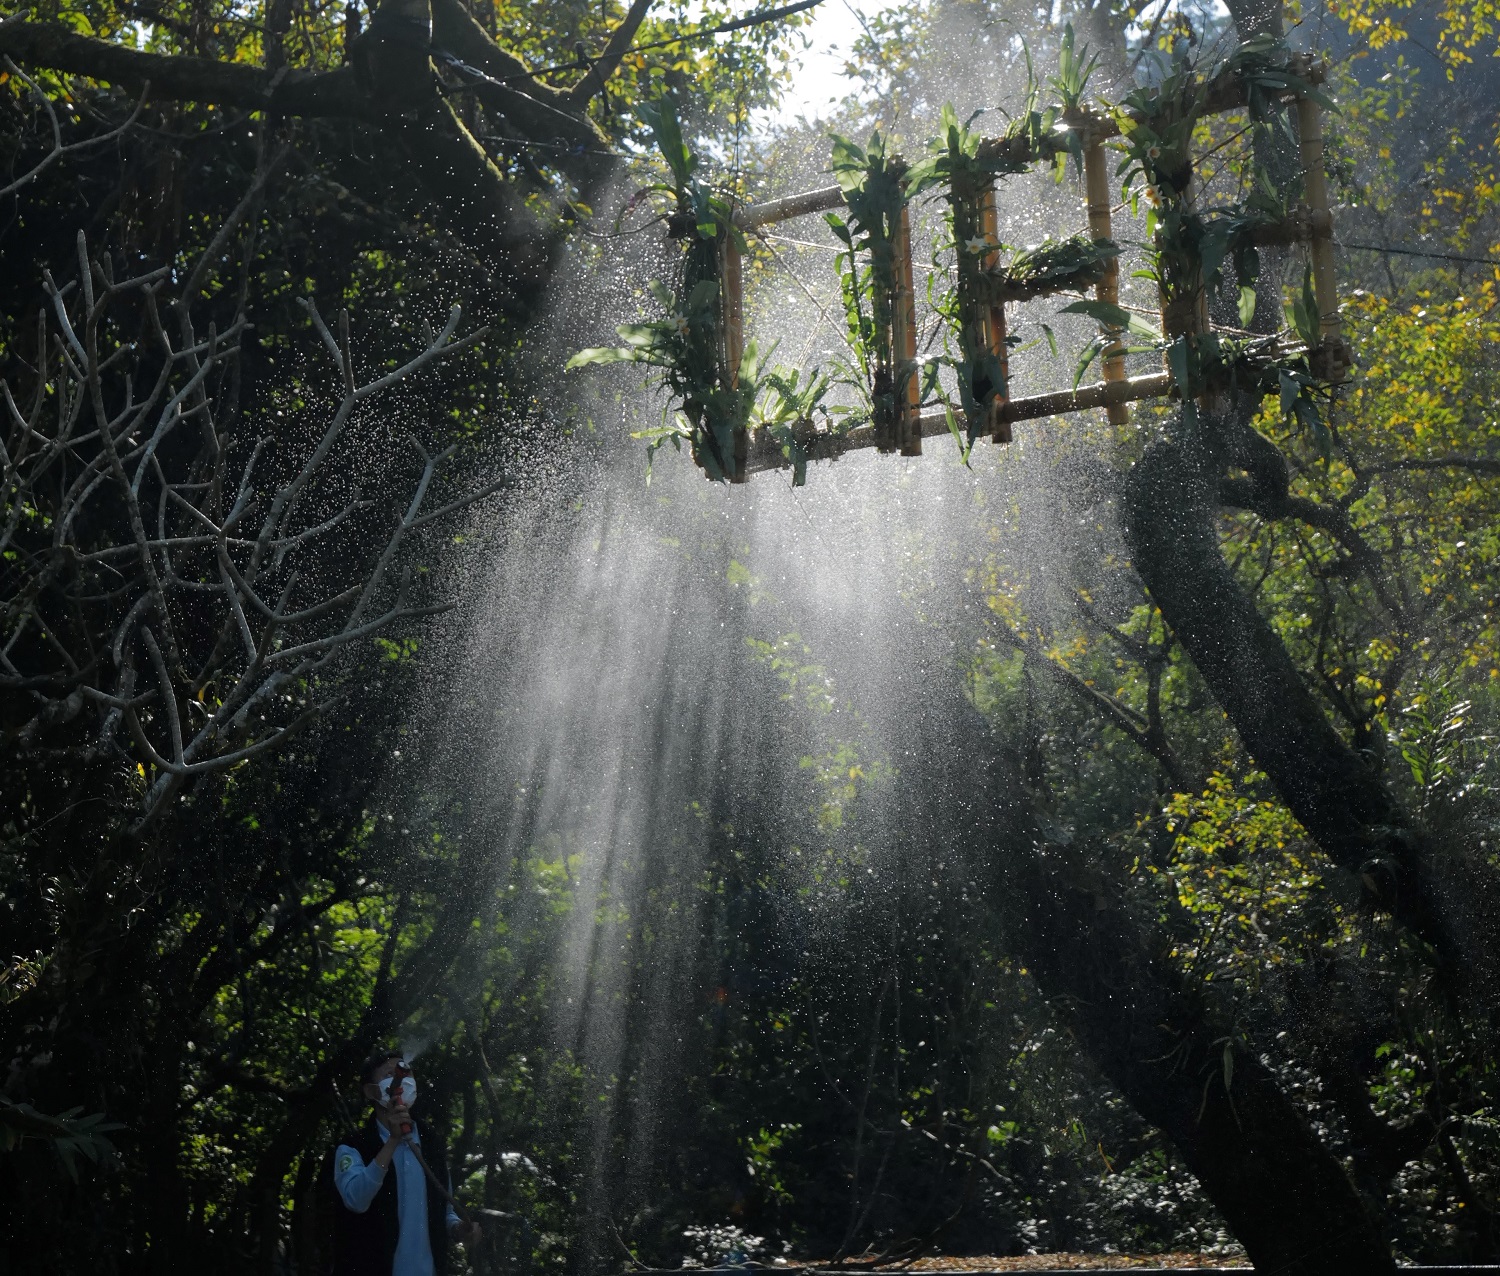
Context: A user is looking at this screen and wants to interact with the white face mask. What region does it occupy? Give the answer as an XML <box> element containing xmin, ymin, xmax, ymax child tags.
<box><xmin>377</xmin><ymin>1071</ymin><xmax>417</xmax><ymax>1110</ymax></box>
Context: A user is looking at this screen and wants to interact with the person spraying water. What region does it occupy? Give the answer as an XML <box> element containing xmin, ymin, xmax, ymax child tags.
<box><xmin>331</xmin><ymin>1051</ymin><xmax>482</xmax><ymax>1276</ymax></box>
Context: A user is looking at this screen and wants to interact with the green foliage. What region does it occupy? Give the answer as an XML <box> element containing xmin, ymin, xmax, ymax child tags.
<box><xmin>571</xmin><ymin>95</ymin><xmax>834</xmax><ymax>484</ymax></box>
<box><xmin>0</xmin><ymin>1096</ymin><xmax>122</xmax><ymax>1181</ymax></box>
<box><xmin>824</xmin><ymin>128</ymin><xmax>913</xmax><ymax>435</ymax></box>
<box><xmin>1157</xmin><ymin>771</ymin><xmax>1330</xmax><ymax>987</ymax></box>
<box><xmin>996</xmin><ymin>235</ymin><xmax>1121</xmax><ymax>302</ymax></box>
<box><xmin>754</xmin><ymin>364</ymin><xmax>836</xmax><ymax>486</ymax></box>
<box><xmin>1049</xmin><ymin>23</ymin><xmax>1100</xmax><ymax>113</ymax></box>
<box><xmin>570</xmin><ymin>277</ymin><xmax>751</xmax><ymax>480</ymax></box>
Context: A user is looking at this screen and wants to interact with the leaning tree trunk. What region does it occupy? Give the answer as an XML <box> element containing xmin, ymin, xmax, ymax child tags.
<box><xmin>900</xmin><ymin>664</ymin><xmax>1398</xmax><ymax>1276</ymax></box>
<box><xmin>994</xmin><ymin>834</ymin><xmax>1397</xmax><ymax>1276</ymax></box>
<box><xmin>1121</xmin><ymin>411</ymin><xmax>1500</xmax><ymax>1001</ymax></box>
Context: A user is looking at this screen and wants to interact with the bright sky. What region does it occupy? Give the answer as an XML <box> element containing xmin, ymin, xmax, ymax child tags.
<box><xmin>758</xmin><ymin>0</ymin><xmax>902</xmax><ymax>126</ymax></box>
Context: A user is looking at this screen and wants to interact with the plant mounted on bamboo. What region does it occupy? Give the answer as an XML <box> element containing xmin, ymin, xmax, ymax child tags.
<box><xmin>754</xmin><ymin>364</ymin><xmax>837</xmax><ymax>486</ymax></box>
<box><xmin>569</xmin><ymin>96</ymin><xmax>756</xmax><ymax>482</ymax></box>
<box><xmin>911</xmin><ymin>32</ymin><xmax>1104</xmax><ymax>446</ymax></box>
<box><xmin>825</xmin><ymin>129</ymin><xmax>922</xmax><ymax>452</ymax></box>
<box><xmin>570</xmin><ymin>96</ymin><xmax>835</xmax><ymax>484</ymax></box>
<box><xmin>993</xmin><ymin>235</ymin><xmax>1122</xmax><ymax>302</ymax></box>
<box><xmin>914</xmin><ymin>107</ymin><xmax>1120</xmax><ymax>443</ymax></box>
<box><xmin>909</xmin><ymin>104</ymin><xmax>1017</xmax><ymax>443</ymax></box>
<box><xmin>1109</xmin><ymin>37</ymin><xmax>1339</xmax><ymax>445</ymax></box>
<box><xmin>1048</xmin><ymin>23</ymin><xmax>1100</xmax><ymax>177</ymax></box>
<box><xmin>1113</xmin><ymin>33</ymin><xmax>1331</xmax><ymax>333</ymax></box>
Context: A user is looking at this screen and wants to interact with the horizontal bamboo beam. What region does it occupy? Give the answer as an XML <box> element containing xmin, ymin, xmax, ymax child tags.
<box><xmin>744</xmin><ymin>372</ymin><xmax>1174</xmax><ymax>475</ymax></box>
<box><xmin>733</xmin><ymin>58</ymin><xmax>1325</xmax><ymax>230</ymax></box>
<box><xmin>994</xmin><ymin>370</ymin><xmax>1172</xmax><ymax>422</ymax></box>
<box><xmin>736</xmin><ymin>185</ymin><xmax>844</xmax><ymax>229</ymax></box>
<box><xmin>1252</xmin><ymin>206</ymin><xmax>1333</xmax><ymax>245</ymax></box>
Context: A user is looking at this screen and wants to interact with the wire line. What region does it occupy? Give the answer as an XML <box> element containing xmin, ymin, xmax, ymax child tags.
<box><xmin>1339</xmin><ymin>239</ymin><xmax>1500</xmax><ymax>268</ymax></box>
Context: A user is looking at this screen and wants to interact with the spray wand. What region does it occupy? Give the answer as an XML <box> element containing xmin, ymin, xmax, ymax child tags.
<box><xmin>385</xmin><ymin>1060</ymin><xmax>516</xmax><ymax>1270</ymax></box>
<box><xmin>388</xmin><ymin>1061</ymin><xmax>414</xmax><ymax>1137</ymax></box>
<box><xmin>385</xmin><ymin>1063</ymin><xmax>485</xmax><ymax>1230</ymax></box>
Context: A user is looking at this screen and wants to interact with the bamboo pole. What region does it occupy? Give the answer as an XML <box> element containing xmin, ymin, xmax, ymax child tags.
<box><xmin>1082</xmin><ymin>130</ymin><xmax>1128</xmax><ymax>426</ymax></box>
<box><xmin>894</xmin><ymin>203</ymin><xmax>921</xmax><ymax>456</ymax></box>
<box><xmin>1296</xmin><ymin>86</ymin><xmax>1347</xmax><ymax>382</ymax></box>
<box><xmin>992</xmin><ymin>370</ymin><xmax>1173</xmax><ymax>424</ymax></box>
<box><xmin>721</xmin><ymin>235</ymin><xmax>748</xmax><ymax>482</ymax></box>
<box><xmin>732</xmin><ymin>66</ymin><xmax>1327</xmax><ymax>232</ymax></box>
<box><xmin>743</xmin><ymin>372</ymin><xmax>1174</xmax><ymax>474</ymax></box>
<box><xmin>979</xmin><ymin>184</ymin><xmax>1012</xmax><ymax>444</ymax></box>
<box><xmin>735</xmin><ymin>184</ymin><xmax>844</xmax><ymax>229</ymax></box>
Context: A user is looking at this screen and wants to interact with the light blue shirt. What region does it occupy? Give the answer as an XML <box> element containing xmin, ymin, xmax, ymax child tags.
<box><xmin>333</xmin><ymin>1118</ymin><xmax>461</xmax><ymax>1276</ymax></box>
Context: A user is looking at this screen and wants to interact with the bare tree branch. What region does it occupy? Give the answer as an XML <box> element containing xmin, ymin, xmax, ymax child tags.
<box><xmin>991</xmin><ymin>623</ymin><xmax>1194</xmax><ymax>793</ymax></box>
<box><xmin>1363</xmin><ymin>453</ymin><xmax>1500</xmax><ymax>476</ymax></box>
<box><xmin>1</xmin><ymin>215</ymin><xmax>510</xmax><ymax>834</ymax></box>
<box><xmin>0</xmin><ymin>56</ymin><xmax>147</xmax><ymax>199</ymax></box>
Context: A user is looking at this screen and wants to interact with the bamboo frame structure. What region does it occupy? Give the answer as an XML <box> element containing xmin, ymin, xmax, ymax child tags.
<box><xmin>697</xmin><ymin>52</ymin><xmax>1345</xmax><ymax>480</ymax></box>
<box><xmin>730</xmin><ymin>61</ymin><xmax>1327</xmax><ymax>234</ymax></box>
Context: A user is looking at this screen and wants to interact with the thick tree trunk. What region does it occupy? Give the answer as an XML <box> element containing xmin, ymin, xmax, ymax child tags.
<box><xmin>1121</xmin><ymin>412</ymin><xmax>1500</xmax><ymax>999</ymax></box>
<box><xmin>0</xmin><ymin>17</ymin><xmax>618</xmax><ymax>304</ymax></box>
<box><xmin>995</xmin><ymin>836</ymin><xmax>1397</xmax><ymax>1276</ymax></box>
<box><xmin>903</xmin><ymin>670</ymin><xmax>1398</xmax><ymax>1275</ymax></box>
<box><xmin>381</xmin><ymin>101</ymin><xmax>552</xmax><ymax>303</ymax></box>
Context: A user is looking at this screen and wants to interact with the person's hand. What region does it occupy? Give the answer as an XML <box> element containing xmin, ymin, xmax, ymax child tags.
<box><xmin>373</xmin><ymin>1106</ymin><xmax>410</xmax><ymax>1167</ymax></box>
<box><xmin>452</xmin><ymin>1220</ymin><xmax>483</xmax><ymax>1246</ymax></box>
<box><xmin>383</xmin><ymin>1102</ymin><xmax>412</xmax><ymax>1144</ymax></box>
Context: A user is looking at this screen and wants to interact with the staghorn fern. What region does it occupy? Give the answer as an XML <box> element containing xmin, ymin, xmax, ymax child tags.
<box><xmin>989</xmin><ymin>235</ymin><xmax>1121</xmax><ymax>303</ymax></box>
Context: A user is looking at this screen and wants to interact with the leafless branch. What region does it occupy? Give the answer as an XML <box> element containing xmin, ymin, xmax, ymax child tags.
<box><xmin>565</xmin><ymin>0</ymin><xmax>655</xmax><ymax>109</ymax></box>
<box><xmin>0</xmin><ymin>56</ymin><xmax>147</xmax><ymax>200</ymax></box>
<box><xmin>2</xmin><ymin>219</ymin><xmax>505</xmax><ymax>833</ymax></box>
<box><xmin>991</xmin><ymin>622</ymin><xmax>1193</xmax><ymax>794</ymax></box>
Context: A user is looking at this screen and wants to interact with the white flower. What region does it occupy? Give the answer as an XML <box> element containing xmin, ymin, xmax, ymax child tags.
<box><xmin>669</xmin><ymin>313</ymin><xmax>690</xmax><ymax>337</ymax></box>
<box><xmin>963</xmin><ymin>235</ymin><xmax>991</xmax><ymax>255</ymax></box>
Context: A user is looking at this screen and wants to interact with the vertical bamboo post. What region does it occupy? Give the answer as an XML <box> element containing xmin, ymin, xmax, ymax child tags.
<box><xmin>1296</xmin><ymin>88</ymin><xmax>1346</xmax><ymax>382</ymax></box>
<box><xmin>980</xmin><ymin>184</ymin><xmax>1012</xmax><ymax>444</ymax></box>
<box><xmin>895</xmin><ymin>203</ymin><xmax>921</xmax><ymax>456</ymax></box>
<box><xmin>721</xmin><ymin>235</ymin><xmax>748</xmax><ymax>482</ymax></box>
<box><xmin>1155</xmin><ymin>164</ymin><xmax>1215</xmax><ymax>411</ymax></box>
<box><xmin>1083</xmin><ymin>125</ymin><xmax>1129</xmax><ymax>426</ymax></box>
<box><xmin>871</xmin><ymin>171</ymin><xmax>899</xmax><ymax>455</ymax></box>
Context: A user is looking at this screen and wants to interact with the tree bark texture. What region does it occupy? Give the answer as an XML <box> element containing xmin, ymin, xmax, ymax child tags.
<box><xmin>900</xmin><ymin>669</ymin><xmax>1398</xmax><ymax>1275</ymax></box>
<box><xmin>1121</xmin><ymin>413</ymin><xmax>1500</xmax><ymax>1001</ymax></box>
<box><xmin>0</xmin><ymin>15</ymin><xmax>618</xmax><ymax>301</ymax></box>
<box><xmin>997</xmin><ymin>835</ymin><xmax>1398</xmax><ymax>1276</ymax></box>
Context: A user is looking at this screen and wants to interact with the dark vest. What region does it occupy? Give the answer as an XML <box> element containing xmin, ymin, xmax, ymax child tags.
<box><xmin>331</xmin><ymin>1117</ymin><xmax>451</xmax><ymax>1276</ymax></box>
